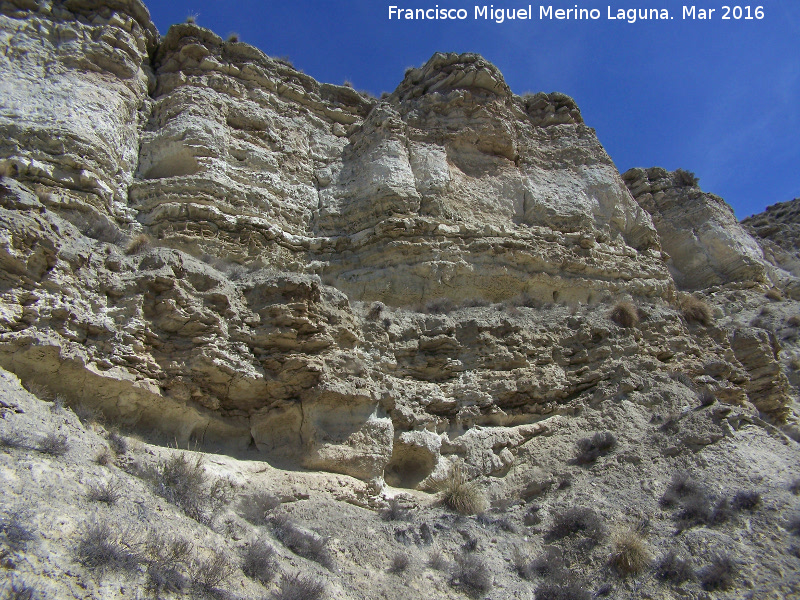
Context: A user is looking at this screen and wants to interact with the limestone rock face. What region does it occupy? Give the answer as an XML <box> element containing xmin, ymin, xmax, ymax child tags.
<box><xmin>743</xmin><ymin>198</ymin><xmax>800</xmax><ymax>279</ymax></box>
<box><xmin>0</xmin><ymin>0</ymin><xmax>796</xmax><ymax>489</ymax></box>
<box><xmin>624</xmin><ymin>167</ymin><xmax>771</xmax><ymax>290</ymax></box>
<box><xmin>0</xmin><ymin>0</ymin><xmax>158</xmax><ymax>221</ymax></box>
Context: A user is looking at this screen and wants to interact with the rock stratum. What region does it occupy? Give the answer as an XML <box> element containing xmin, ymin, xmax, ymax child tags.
<box><xmin>0</xmin><ymin>2</ymin><xmax>799</xmax><ymax>598</ymax></box>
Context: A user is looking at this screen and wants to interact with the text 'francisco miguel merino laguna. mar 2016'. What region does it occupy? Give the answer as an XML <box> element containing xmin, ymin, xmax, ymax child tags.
<box><xmin>388</xmin><ymin>5</ymin><xmax>765</xmax><ymax>23</ymax></box>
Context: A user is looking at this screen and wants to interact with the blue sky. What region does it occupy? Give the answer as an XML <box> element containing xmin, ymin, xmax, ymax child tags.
<box><xmin>146</xmin><ymin>1</ymin><xmax>799</xmax><ymax>219</ymax></box>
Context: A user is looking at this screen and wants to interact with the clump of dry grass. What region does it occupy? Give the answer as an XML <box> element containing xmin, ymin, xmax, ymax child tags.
<box><xmin>389</xmin><ymin>552</ymin><xmax>411</xmax><ymax>574</ymax></box>
<box><xmin>125</xmin><ymin>233</ymin><xmax>151</xmax><ymax>255</ymax></box>
<box><xmin>609</xmin><ymin>530</ymin><xmax>652</xmax><ymax>576</ymax></box>
<box><xmin>432</xmin><ymin>463</ymin><xmax>488</xmax><ymax>515</ymax></box>
<box><xmin>87</xmin><ymin>480</ymin><xmax>121</xmax><ymax>505</ymax></box>
<box><xmin>765</xmin><ymin>288</ymin><xmax>783</xmax><ymax>301</ymax></box>
<box><xmin>681</xmin><ymin>295</ymin><xmax>713</xmax><ymax>325</ymax></box>
<box><xmin>609</xmin><ymin>301</ymin><xmax>638</xmax><ymax>327</ymax></box>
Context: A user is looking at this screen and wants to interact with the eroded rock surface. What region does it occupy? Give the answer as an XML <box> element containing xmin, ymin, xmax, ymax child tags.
<box><xmin>0</xmin><ymin>0</ymin><xmax>797</xmax><ymax>491</ymax></box>
<box><xmin>623</xmin><ymin>167</ymin><xmax>772</xmax><ymax>290</ymax></box>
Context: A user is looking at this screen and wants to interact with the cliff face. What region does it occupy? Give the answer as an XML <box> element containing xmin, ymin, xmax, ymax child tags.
<box><xmin>623</xmin><ymin>167</ymin><xmax>772</xmax><ymax>291</ymax></box>
<box><xmin>0</xmin><ymin>0</ymin><xmax>797</xmax><ymax>488</ymax></box>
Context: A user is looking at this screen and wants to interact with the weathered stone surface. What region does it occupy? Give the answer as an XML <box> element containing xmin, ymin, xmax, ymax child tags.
<box><xmin>743</xmin><ymin>197</ymin><xmax>800</xmax><ymax>282</ymax></box>
<box><xmin>624</xmin><ymin>167</ymin><xmax>771</xmax><ymax>290</ymax></box>
<box><xmin>0</xmin><ymin>0</ymin><xmax>796</xmax><ymax>491</ymax></box>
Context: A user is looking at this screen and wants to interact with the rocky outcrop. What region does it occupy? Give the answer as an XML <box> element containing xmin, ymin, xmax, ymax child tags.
<box><xmin>623</xmin><ymin>167</ymin><xmax>771</xmax><ymax>290</ymax></box>
<box><xmin>0</xmin><ymin>0</ymin><xmax>796</xmax><ymax>490</ymax></box>
<box><xmin>743</xmin><ymin>198</ymin><xmax>800</xmax><ymax>279</ymax></box>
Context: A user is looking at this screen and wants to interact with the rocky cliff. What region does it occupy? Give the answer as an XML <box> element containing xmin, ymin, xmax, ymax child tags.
<box><xmin>1</xmin><ymin>2</ymin><xmax>799</xmax><ymax>599</ymax></box>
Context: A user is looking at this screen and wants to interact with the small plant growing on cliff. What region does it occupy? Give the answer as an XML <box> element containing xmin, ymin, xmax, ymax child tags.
<box><xmin>185</xmin><ymin>13</ymin><xmax>198</xmax><ymax>24</ymax></box>
<box><xmin>700</xmin><ymin>553</ymin><xmax>738</xmax><ymax>590</ymax></box>
<box><xmin>87</xmin><ymin>480</ymin><xmax>121</xmax><ymax>505</ymax></box>
<box><xmin>272</xmin><ymin>514</ymin><xmax>333</xmax><ymax>568</ymax></box>
<box><xmin>609</xmin><ymin>530</ymin><xmax>652</xmax><ymax>576</ymax></box>
<box><xmin>574</xmin><ymin>431</ymin><xmax>616</xmax><ymax>464</ymax></box>
<box><xmin>239</xmin><ymin>490</ymin><xmax>281</xmax><ymax>525</ymax></box>
<box><xmin>274</xmin><ymin>573</ymin><xmax>325</xmax><ymax>600</ymax></box>
<box><xmin>367</xmin><ymin>301</ymin><xmax>385</xmax><ymax>320</ymax></box>
<box><xmin>655</xmin><ymin>550</ymin><xmax>695</xmax><ymax>583</ymax></box>
<box><xmin>241</xmin><ymin>540</ymin><xmax>277</xmax><ymax>584</ymax></box>
<box><xmin>226</xmin><ymin>32</ymin><xmax>240</xmax><ymax>43</ymax></box>
<box><xmin>1</xmin><ymin>511</ymin><xmax>35</xmax><ymax>550</ymax></box>
<box><xmin>681</xmin><ymin>295</ymin><xmax>713</xmax><ymax>325</ymax></box>
<box><xmin>675</xmin><ymin>169</ymin><xmax>699</xmax><ymax>187</ymax></box>
<box><xmin>433</xmin><ymin>463</ymin><xmax>488</xmax><ymax>515</ymax></box>
<box><xmin>38</xmin><ymin>432</ymin><xmax>69</xmax><ymax>456</ymax></box>
<box><xmin>610</xmin><ymin>302</ymin><xmax>638</xmax><ymax>328</ymax></box>
<box><xmin>453</xmin><ymin>553</ymin><xmax>493</xmax><ymax>597</ymax></box>
<box><xmin>125</xmin><ymin>234</ymin><xmax>151</xmax><ymax>255</ymax></box>
<box><xmin>547</xmin><ymin>507</ymin><xmax>605</xmax><ymax>547</ymax></box>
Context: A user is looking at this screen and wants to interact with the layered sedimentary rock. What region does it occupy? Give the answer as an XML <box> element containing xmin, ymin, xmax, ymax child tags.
<box><xmin>0</xmin><ymin>0</ymin><xmax>796</xmax><ymax>486</ymax></box>
<box><xmin>743</xmin><ymin>198</ymin><xmax>800</xmax><ymax>278</ymax></box>
<box><xmin>623</xmin><ymin>167</ymin><xmax>771</xmax><ymax>290</ymax></box>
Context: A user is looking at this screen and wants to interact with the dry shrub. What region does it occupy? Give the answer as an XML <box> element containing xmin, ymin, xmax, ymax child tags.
<box><xmin>731</xmin><ymin>490</ymin><xmax>761</xmax><ymax>511</ymax></box>
<box><xmin>609</xmin><ymin>530</ymin><xmax>652</xmax><ymax>576</ymax></box>
<box><xmin>681</xmin><ymin>295</ymin><xmax>713</xmax><ymax>325</ymax></box>
<box><xmin>574</xmin><ymin>431</ymin><xmax>616</xmax><ymax>465</ymax></box>
<box><xmin>610</xmin><ymin>302</ymin><xmax>638</xmax><ymax>328</ymax></box>
<box><xmin>389</xmin><ymin>552</ymin><xmax>411</xmax><ymax>574</ymax></box>
<box><xmin>241</xmin><ymin>540</ymin><xmax>277</xmax><ymax>584</ymax></box>
<box><xmin>367</xmin><ymin>301</ymin><xmax>385</xmax><ymax>320</ymax></box>
<box><xmin>190</xmin><ymin>549</ymin><xmax>235</xmax><ymax>592</ymax></box>
<box><xmin>547</xmin><ymin>507</ymin><xmax>605</xmax><ymax>547</ymax></box>
<box><xmin>655</xmin><ymin>550</ymin><xmax>695</xmax><ymax>583</ymax></box>
<box><xmin>424</xmin><ymin>298</ymin><xmax>456</xmax><ymax>314</ymax></box>
<box><xmin>272</xmin><ymin>514</ymin><xmax>332</xmax><ymax>568</ymax></box>
<box><xmin>1</xmin><ymin>511</ymin><xmax>35</xmax><ymax>550</ymax></box>
<box><xmin>674</xmin><ymin>169</ymin><xmax>699</xmax><ymax>187</ymax></box>
<box><xmin>659</xmin><ymin>471</ymin><xmax>703</xmax><ymax>508</ymax></box>
<box><xmin>428</xmin><ymin>547</ymin><xmax>448</xmax><ymax>571</ymax></box>
<box><xmin>274</xmin><ymin>573</ymin><xmax>325</xmax><ymax>600</ymax></box>
<box><xmin>535</xmin><ymin>580</ymin><xmax>591</xmax><ymax>600</ymax></box>
<box><xmin>453</xmin><ymin>553</ymin><xmax>492</xmax><ymax>597</ymax></box>
<box><xmin>38</xmin><ymin>432</ymin><xmax>69</xmax><ymax>456</ymax></box>
<box><xmin>700</xmin><ymin>554</ymin><xmax>738</xmax><ymax>590</ymax></box>
<box><xmin>76</xmin><ymin>521</ymin><xmax>139</xmax><ymax>571</ymax></box>
<box><xmin>432</xmin><ymin>463</ymin><xmax>488</xmax><ymax>515</ymax></box>
<box><xmin>239</xmin><ymin>490</ymin><xmax>281</xmax><ymax>525</ymax></box>
<box><xmin>145</xmin><ymin>531</ymin><xmax>192</xmax><ymax>594</ymax></box>
<box><xmin>107</xmin><ymin>429</ymin><xmax>127</xmax><ymax>455</ymax></box>
<box><xmin>787</xmin><ymin>315</ymin><xmax>800</xmax><ymax>327</ymax></box>
<box><xmin>381</xmin><ymin>497</ymin><xmax>409</xmax><ymax>522</ymax></box>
